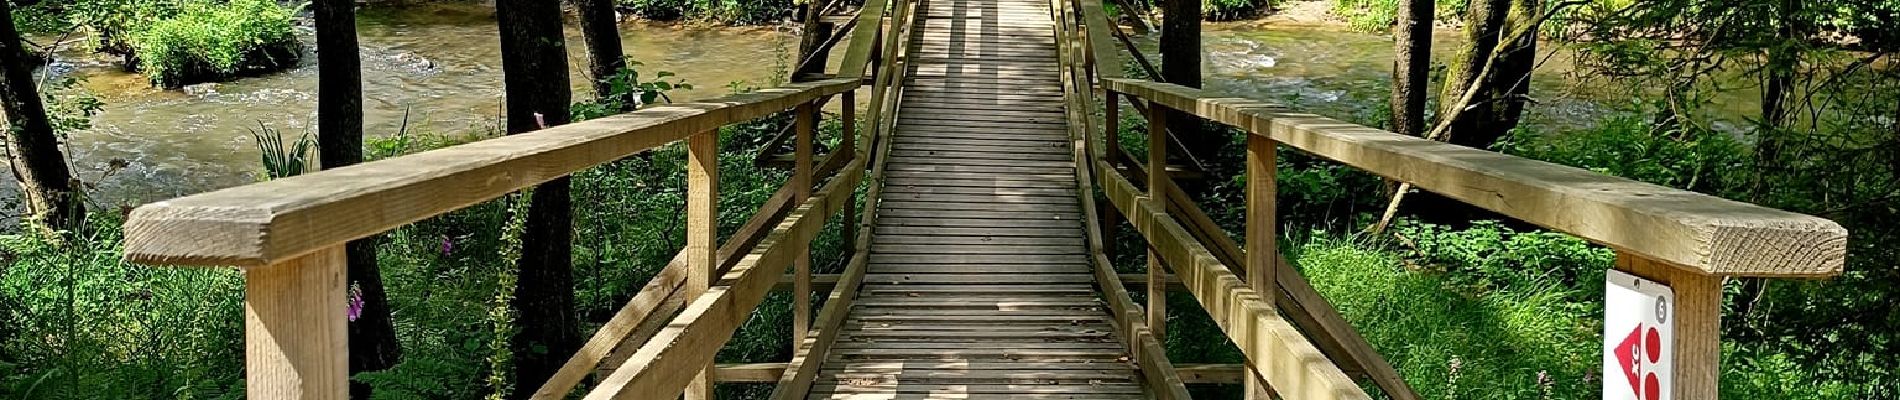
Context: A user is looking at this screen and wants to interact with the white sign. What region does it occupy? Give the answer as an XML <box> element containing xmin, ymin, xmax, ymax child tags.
<box><xmin>1604</xmin><ymin>269</ymin><xmax>1674</xmax><ymax>400</ymax></box>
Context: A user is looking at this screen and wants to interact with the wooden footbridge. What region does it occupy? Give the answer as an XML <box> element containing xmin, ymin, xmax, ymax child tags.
<box><xmin>121</xmin><ymin>0</ymin><xmax>1847</xmax><ymax>398</ymax></box>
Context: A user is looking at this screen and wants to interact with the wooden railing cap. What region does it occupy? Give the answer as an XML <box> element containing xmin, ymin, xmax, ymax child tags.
<box><xmin>124</xmin><ymin>78</ymin><xmax>858</xmax><ymax>267</ymax></box>
<box><xmin>1105</xmin><ymin>78</ymin><xmax>1848</xmax><ymax>277</ymax></box>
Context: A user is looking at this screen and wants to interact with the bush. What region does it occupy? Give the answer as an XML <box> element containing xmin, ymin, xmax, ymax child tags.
<box><xmin>127</xmin><ymin>0</ymin><xmax>303</xmax><ymax>88</ymax></box>
<box><xmin>1330</xmin><ymin>0</ymin><xmax>1468</xmax><ymax>31</ymax></box>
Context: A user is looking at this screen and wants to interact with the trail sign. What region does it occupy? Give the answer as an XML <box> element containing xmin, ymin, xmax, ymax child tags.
<box><xmin>1604</xmin><ymin>270</ymin><xmax>1674</xmax><ymax>400</ymax></box>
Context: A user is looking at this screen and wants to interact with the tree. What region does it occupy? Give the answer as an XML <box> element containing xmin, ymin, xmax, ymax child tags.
<box><xmin>1390</xmin><ymin>0</ymin><xmax>1432</xmax><ymax>138</ymax></box>
<box><xmin>574</xmin><ymin>0</ymin><xmax>631</xmax><ymax>109</ymax></box>
<box><xmin>495</xmin><ymin>0</ymin><xmax>579</xmax><ymax>397</ymax></box>
<box><xmin>1159</xmin><ymin>0</ymin><xmax>1221</xmax><ymax>159</ymax></box>
<box><xmin>0</xmin><ymin>0</ymin><xmax>85</xmax><ymax>231</ymax></box>
<box><xmin>312</xmin><ymin>0</ymin><xmax>402</xmax><ymax>396</ymax></box>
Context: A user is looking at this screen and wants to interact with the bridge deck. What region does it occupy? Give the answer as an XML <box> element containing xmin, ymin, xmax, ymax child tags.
<box><xmin>804</xmin><ymin>0</ymin><xmax>1147</xmax><ymax>397</ymax></box>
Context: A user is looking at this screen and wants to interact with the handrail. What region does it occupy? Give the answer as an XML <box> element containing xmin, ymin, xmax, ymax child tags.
<box><xmin>1106</xmin><ymin>78</ymin><xmax>1848</xmax><ymax>277</ymax></box>
<box><xmin>122</xmin><ymin>75</ymin><xmax>863</xmax><ymax>399</ymax></box>
<box><xmin>1098</xmin><ymin>79</ymin><xmax>1848</xmax><ymax>399</ymax></box>
<box><xmin>124</xmin><ymin>78</ymin><xmax>857</xmax><ymax>267</ymax></box>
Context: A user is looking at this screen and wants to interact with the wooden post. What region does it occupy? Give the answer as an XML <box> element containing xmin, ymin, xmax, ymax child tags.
<box><xmin>841</xmin><ymin>93</ymin><xmax>859</xmax><ymax>260</ymax></box>
<box><xmin>683</xmin><ymin>130</ymin><xmax>718</xmax><ymax>400</ymax></box>
<box><xmin>1244</xmin><ymin>134</ymin><xmax>1279</xmax><ymax>399</ymax></box>
<box><xmin>792</xmin><ymin>102</ymin><xmax>816</xmax><ymax>347</ymax></box>
<box><xmin>245</xmin><ymin>246</ymin><xmax>348</xmax><ymax>400</ymax></box>
<box><xmin>1101</xmin><ymin>90</ymin><xmax>1121</xmax><ymax>261</ymax></box>
<box><xmin>1145</xmin><ymin>100</ymin><xmax>1168</xmax><ymax>342</ymax></box>
<box><xmin>1615</xmin><ymin>253</ymin><xmax>1721</xmax><ymax>400</ymax></box>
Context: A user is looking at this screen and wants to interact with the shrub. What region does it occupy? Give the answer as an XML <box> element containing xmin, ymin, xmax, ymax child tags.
<box><xmin>1330</xmin><ymin>0</ymin><xmax>1468</xmax><ymax>31</ymax></box>
<box><xmin>128</xmin><ymin>0</ymin><xmax>303</xmax><ymax>88</ymax></box>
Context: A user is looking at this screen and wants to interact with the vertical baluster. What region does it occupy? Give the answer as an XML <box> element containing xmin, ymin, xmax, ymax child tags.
<box><xmin>841</xmin><ymin>93</ymin><xmax>859</xmax><ymax>261</ymax></box>
<box><xmin>1101</xmin><ymin>91</ymin><xmax>1120</xmax><ymax>262</ymax></box>
<box><xmin>245</xmin><ymin>246</ymin><xmax>348</xmax><ymax>400</ymax></box>
<box><xmin>683</xmin><ymin>129</ymin><xmax>718</xmax><ymax>400</ymax></box>
<box><xmin>1145</xmin><ymin>101</ymin><xmax>1168</xmax><ymax>342</ymax></box>
<box><xmin>793</xmin><ymin>101</ymin><xmax>816</xmax><ymax>347</ymax></box>
<box><xmin>1244</xmin><ymin>133</ymin><xmax>1279</xmax><ymax>399</ymax></box>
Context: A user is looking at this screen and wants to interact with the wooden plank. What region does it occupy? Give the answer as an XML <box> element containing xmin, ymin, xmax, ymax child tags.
<box><xmin>794</xmin><ymin>102</ymin><xmax>817</xmax><ymax>349</ymax></box>
<box><xmin>1097</xmin><ymin>165</ymin><xmax>1371</xmax><ymax>399</ymax></box>
<box><xmin>1144</xmin><ymin>99</ymin><xmax>1168</xmax><ymax>344</ymax></box>
<box><xmin>123</xmin><ymin>78</ymin><xmax>860</xmax><ymax>267</ymax></box>
<box><xmin>837</xmin><ymin>0</ymin><xmax>890</xmax><ymax>78</ymax></box>
<box><xmin>1106</xmin><ymin>78</ymin><xmax>1847</xmax><ymax>277</ymax></box>
<box><xmin>683</xmin><ymin>130</ymin><xmax>718</xmax><ymax>400</ymax></box>
<box><xmin>1244</xmin><ymin>133</ymin><xmax>1280</xmax><ymax>398</ymax></box>
<box><xmin>244</xmin><ymin>246</ymin><xmax>347</xmax><ymax>400</ymax></box>
<box><xmin>582</xmin><ymin>157</ymin><xmax>864</xmax><ymax>400</ymax></box>
<box><xmin>715</xmin><ymin>363</ymin><xmax>790</xmax><ymax>382</ymax></box>
<box><xmin>1617</xmin><ymin>252</ymin><xmax>1722</xmax><ymax>400</ymax></box>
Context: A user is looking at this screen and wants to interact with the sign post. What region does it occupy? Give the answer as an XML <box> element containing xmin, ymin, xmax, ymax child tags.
<box><xmin>1605</xmin><ymin>269</ymin><xmax>1674</xmax><ymax>400</ymax></box>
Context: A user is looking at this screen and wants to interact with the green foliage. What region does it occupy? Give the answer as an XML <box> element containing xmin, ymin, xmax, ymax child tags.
<box><xmin>0</xmin><ymin>216</ymin><xmax>246</xmax><ymax>400</ymax></box>
<box><xmin>572</xmin><ymin>60</ymin><xmax>695</xmax><ymax>120</ymax></box>
<box><xmin>617</xmin><ymin>0</ymin><xmax>864</xmax><ymax>24</ymax></box>
<box><xmin>124</xmin><ymin>0</ymin><xmax>302</xmax><ymax>87</ymax></box>
<box><xmin>249</xmin><ymin>123</ymin><xmax>316</xmax><ymax>180</ymax></box>
<box><xmin>1329</xmin><ymin>0</ymin><xmax>1467</xmax><ymax>31</ymax></box>
<box><xmin>1295</xmin><ymin>233</ymin><xmax>1598</xmax><ymax>400</ymax></box>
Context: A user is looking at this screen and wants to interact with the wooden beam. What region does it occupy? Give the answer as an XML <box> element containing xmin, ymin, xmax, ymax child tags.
<box><xmin>123</xmin><ymin>78</ymin><xmax>859</xmax><ymax>267</ymax></box>
<box><xmin>1098</xmin><ymin>164</ymin><xmax>1372</xmax><ymax>400</ymax></box>
<box><xmin>792</xmin><ymin>102</ymin><xmax>816</xmax><ymax>348</ymax></box>
<box><xmin>583</xmin><ymin>158</ymin><xmax>865</xmax><ymax>400</ymax></box>
<box><xmin>1112</xmin><ymin>144</ymin><xmax>1420</xmax><ymax>398</ymax></box>
<box><xmin>1243</xmin><ymin>125</ymin><xmax>1279</xmax><ymax>400</ymax></box>
<box><xmin>770</xmin><ymin>57</ymin><xmax>898</xmax><ymax>398</ymax></box>
<box><xmin>1105</xmin><ymin>79</ymin><xmax>1847</xmax><ymax>277</ymax></box>
<box><xmin>714</xmin><ymin>363</ymin><xmax>788</xmax><ymax>382</ymax></box>
<box><xmin>1144</xmin><ymin>101</ymin><xmax>1168</xmax><ymax>343</ymax></box>
<box><xmin>244</xmin><ymin>246</ymin><xmax>347</xmax><ymax>400</ymax></box>
<box><xmin>537</xmin><ymin>146</ymin><xmax>856</xmax><ymax>399</ymax></box>
<box><xmin>1617</xmin><ymin>252</ymin><xmax>1722</xmax><ymax>400</ymax></box>
<box><xmin>1175</xmin><ymin>364</ymin><xmax>1247</xmax><ymax>384</ymax></box>
<box><xmin>836</xmin><ymin>0</ymin><xmax>889</xmax><ymax>78</ymax></box>
<box><xmin>682</xmin><ymin>130</ymin><xmax>719</xmax><ymax>400</ymax></box>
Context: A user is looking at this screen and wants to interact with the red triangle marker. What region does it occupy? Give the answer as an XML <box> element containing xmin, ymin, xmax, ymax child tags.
<box><xmin>1613</xmin><ymin>323</ymin><xmax>1645</xmax><ymax>398</ymax></box>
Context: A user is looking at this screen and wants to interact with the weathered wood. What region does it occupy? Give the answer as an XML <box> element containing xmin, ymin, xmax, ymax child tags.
<box><xmin>1617</xmin><ymin>252</ymin><xmax>1722</xmax><ymax>400</ymax></box>
<box><xmin>540</xmin><ymin>145</ymin><xmax>856</xmax><ymax>399</ymax></box>
<box><xmin>1112</xmin><ymin>144</ymin><xmax>1420</xmax><ymax>398</ymax></box>
<box><xmin>682</xmin><ymin>130</ymin><xmax>718</xmax><ymax>400</ymax></box>
<box><xmin>1144</xmin><ymin>99</ymin><xmax>1168</xmax><ymax>344</ymax></box>
<box><xmin>244</xmin><ymin>246</ymin><xmax>348</xmax><ymax>400</ymax></box>
<box><xmin>715</xmin><ymin>363</ymin><xmax>789</xmax><ymax>382</ymax></box>
<box><xmin>1106</xmin><ymin>79</ymin><xmax>1848</xmax><ymax>277</ymax></box>
<box><xmin>124</xmin><ymin>78</ymin><xmax>858</xmax><ymax>267</ymax></box>
<box><xmin>1098</xmin><ymin>165</ymin><xmax>1372</xmax><ymax>399</ymax></box>
<box><xmin>1244</xmin><ymin>133</ymin><xmax>1279</xmax><ymax>398</ymax></box>
<box><xmin>794</xmin><ymin>102</ymin><xmax>817</xmax><ymax>348</ymax></box>
<box><xmin>837</xmin><ymin>0</ymin><xmax>890</xmax><ymax>78</ymax></box>
<box><xmin>583</xmin><ymin>158</ymin><xmax>864</xmax><ymax>400</ymax></box>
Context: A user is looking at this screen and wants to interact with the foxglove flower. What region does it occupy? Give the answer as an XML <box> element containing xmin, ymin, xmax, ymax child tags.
<box><xmin>347</xmin><ymin>282</ymin><xmax>365</xmax><ymax>322</ymax></box>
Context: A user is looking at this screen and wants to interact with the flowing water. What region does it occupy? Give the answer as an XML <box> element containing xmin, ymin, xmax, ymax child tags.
<box><xmin>16</xmin><ymin>10</ymin><xmax>1760</xmax><ymax>211</ymax></box>
<box><xmin>26</xmin><ymin>3</ymin><xmax>796</xmax><ymax>208</ymax></box>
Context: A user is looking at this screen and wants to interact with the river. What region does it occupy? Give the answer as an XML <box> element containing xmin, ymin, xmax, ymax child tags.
<box><xmin>17</xmin><ymin>7</ymin><xmax>1759</xmax><ymax>210</ymax></box>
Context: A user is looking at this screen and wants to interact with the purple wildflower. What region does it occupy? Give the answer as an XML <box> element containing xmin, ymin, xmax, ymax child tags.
<box><xmin>346</xmin><ymin>282</ymin><xmax>365</xmax><ymax>322</ymax></box>
<box><xmin>441</xmin><ymin>235</ymin><xmax>455</xmax><ymax>256</ymax></box>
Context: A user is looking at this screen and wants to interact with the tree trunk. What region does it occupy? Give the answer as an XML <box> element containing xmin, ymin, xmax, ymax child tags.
<box><xmin>313</xmin><ymin>0</ymin><xmax>402</xmax><ymax>397</ymax></box>
<box><xmin>496</xmin><ymin>0</ymin><xmax>579</xmax><ymax>397</ymax></box>
<box><xmin>1436</xmin><ymin>0</ymin><xmax>1506</xmax><ymax>146</ymax></box>
<box><xmin>794</xmin><ymin>0</ymin><xmax>834</xmax><ymax>80</ymax></box>
<box><xmin>1160</xmin><ymin>0</ymin><xmax>1221</xmax><ymax>168</ymax></box>
<box><xmin>574</xmin><ymin>0</ymin><xmax>630</xmax><ymax>109</ymax></box>
<box><xmin>1754</xmin><ymin>0</ymin><xmax>1801</xmax><ymax>199</ymax></box>
<box><xmin>0</xmin><ymin>1</ymin><xmax>84</xmax><ymax>231</ymax></box>
<box><xmin>1390</xmin><ymin>0</ymin><xmax>1432</xmax><ymax>137</ymax></box>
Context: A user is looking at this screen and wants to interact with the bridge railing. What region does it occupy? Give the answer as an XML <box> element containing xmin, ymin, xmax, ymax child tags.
<box><xmin>1056</xmin><ymin>1</ymin><xmax>1849</xmax><ymax>400</ymax></box>
<box><xmin>118</xmin><ymin>0</ymin><xmax>912</xmax><ymax>397</ymax></box>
